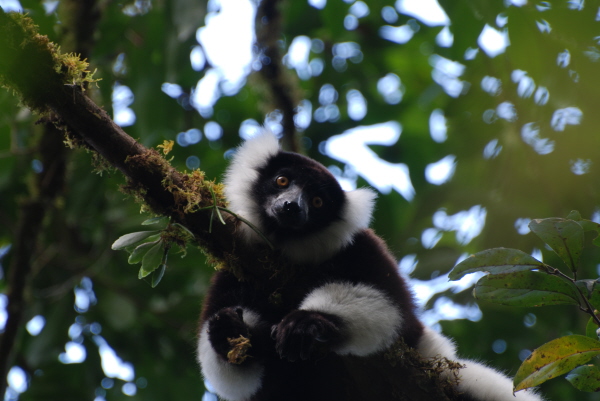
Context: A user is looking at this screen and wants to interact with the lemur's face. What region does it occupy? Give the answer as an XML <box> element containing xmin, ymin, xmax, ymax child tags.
<box><xmin>252</xmin><ymin>152</ymin><xmax>346</xmax><ymax>240</ymax></box>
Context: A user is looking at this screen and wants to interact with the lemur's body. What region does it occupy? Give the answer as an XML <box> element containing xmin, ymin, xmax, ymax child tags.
<box><xmin>200</xmin><ymin>230</ymin><xmax>421</xmax><ymax>400</ymax></box>
<box><xmin>197</xmin><ymin>133</ymin><xmax>543</xmax><ymax>401</ymax></box>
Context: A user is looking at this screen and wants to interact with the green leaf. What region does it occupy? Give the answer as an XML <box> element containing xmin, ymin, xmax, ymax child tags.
<box><xmin>128</xmin><ymin>240</ymin><xmax>160</xmax><ymax>264</ymax></box>
<box><xmin>449</xmin><ymin>248</ymin><xmax>545</xmax><ymax>281</ymax></box>
<box><xmin>590</xmin><ymin>283</ymin><xmax>600</xmax><ymax>310</ymax></box>
<box><xmin>514</xmin><ymin>335</ymin><xmax>600</xmax><ymax>391</ymax></box>
<box><xmin>151</xmin><ymin>263</ymin><xmax>167</xmax><ymax>288</ymax></box>
<box><xmin>579</xmin><ymin>220</ymin><xmax>600</xmax><ymax>248</ymax></box>
<box><xmin>566</xmin><ymin>365</ymin><xmax>600</xmax><ymax>392</ymax></box>
<box><xmin>576</xmin><ymin>279</ymin><xmax>596</xmax><ymax>298</ymax></box>
<box><xmin>563</xmin><ymin>211</ymin><xmax>600</xmax><ymax>248</ymax></box>
<box><xmin>111</xmin><ymin>231</ymin><xmax>159</xmax><ymax>250</ymax></box>
<box><xmin>576</xmin><ymin>279</ymin><xmax>600</xmax><ymax>310</ymax></box>
<box><xmin>142</xmin><ymin>216</ymin><xmax>169</xmax><ymax>226</ymax></box>
<box><xmin>528</xmin><ymin>218</ymin><xmax>584</xmax><ymax>272</ymax></box>
<box><xmin>586</xmin><ymin>317</ymin><xmax>599</xmax><ymax>339</ymax></box>
<box><xmin>473</xmin><ymin>271</ymin><xmax>580</xmax><ymax>307</ymax></box>
<box><xmin>126</xmin><ymin>234</ymin><xmax>161</xmax><ymax>253</ymax></box>
<box><xmin>138</xmin><ymin>240</ymin><xmax>164</xmax><ymax>279</ymax></box>
<box><xmin>577</xmin><ymin>219</ymin><xmax>600</xmax><ymax>232</ymax></box>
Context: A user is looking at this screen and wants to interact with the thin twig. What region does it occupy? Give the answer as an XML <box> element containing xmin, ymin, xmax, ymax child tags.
<box><xmin>197</xmin><ymin>203</ymin><xmax>275</xmax><ymax>251</ymax></box>
<box><xmin>546</xmin><ymin>265</ymin><xmax>600</xmax><ymax>327</ymax></box>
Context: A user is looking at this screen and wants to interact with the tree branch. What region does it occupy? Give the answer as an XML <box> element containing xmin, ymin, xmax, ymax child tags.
<box><xmin>255</xmin><ymin>0</ymin><xmax>301</xmax><ymax>153</ymax></box>
<box><xmin>0</xmin><ymin>6</ymin><xmax>266</xmax><ymax>277</ymax></box>
<box><xmin>0</xmin><ymin>200</ymin><xmax>44</xmax><ymax>394</ymax></box>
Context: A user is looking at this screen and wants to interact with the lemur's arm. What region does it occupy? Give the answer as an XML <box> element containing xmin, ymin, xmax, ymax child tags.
<box><xmin>273</xmin><ymin>282</ymin><xmax>403</xmax><ymax>361</ymax></box>
<box><xmin>197</xmin><ymin>274</ymin><xmax>268</xmax><ymax>401</ymax></box>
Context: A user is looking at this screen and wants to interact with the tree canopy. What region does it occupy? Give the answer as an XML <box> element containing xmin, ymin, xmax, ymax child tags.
<box><xmin>1</xmin><ymin>0</ymin><xmax>600</xmax><ymax>400</ymax></box>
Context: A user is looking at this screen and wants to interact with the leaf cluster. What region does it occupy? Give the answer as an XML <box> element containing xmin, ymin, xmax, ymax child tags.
<box><xmin>450</xmin><ymin>211</ymin><xmax>600</xmax><ymax>393</ymax></box>
<box><xmin>111</xmin><ymin>216</ymin><xmax>196</xmax><ymax>288</ymax></box>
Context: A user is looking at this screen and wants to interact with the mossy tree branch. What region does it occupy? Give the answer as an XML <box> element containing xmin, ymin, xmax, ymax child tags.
<box><xmin>0</xmin><ymin>10</ymin><xmax>463</xmax><ymax>401</ymax></box>
<box><xmin>0</xmin><ymin>7</ymin><xmax>272</xmax><ymax>285</ymax></box>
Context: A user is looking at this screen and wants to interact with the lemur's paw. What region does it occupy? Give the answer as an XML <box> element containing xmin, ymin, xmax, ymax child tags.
<box><xmin>272</xmin><ymin>310</ymin><xmax>343</xmax><ymax>361</ymax></box>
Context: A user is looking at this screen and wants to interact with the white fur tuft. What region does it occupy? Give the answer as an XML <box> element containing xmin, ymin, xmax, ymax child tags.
<box><xmin>299</xmin><ymin>282</ymin><xmax>402</xmax><ymax>356</ymax></box>
<box><xmin>417</xmin><ymin>327</ymin><xmax>544</xmax><ymax>401</ymax></box>
<box><xmin>197</xmin><ymin>309</ymin><xmax>264</xmax><ymax>401</ymax></box>
<box><xmin>417</xmin><ymin>327</ymin><xmax>457</xmax><ymax>360</ymax></box>
<box><xmin>345</xmin><ymin>188</ymin><xmax>377</xmax><ymax>230</ymax></box>
<box><xmin>280</xmin><ymin>187</ymin><xmax>377</xmax><ymax>264</ymax></box>
<box><xmin>456</xmin><ymin>359</ymin><xmax>545</xmax><ymax>401</ymax></box>
<box><xmin>224</xmin><ymin>133</ymin><xmax>280</xmax><ymax>241</ymax></box>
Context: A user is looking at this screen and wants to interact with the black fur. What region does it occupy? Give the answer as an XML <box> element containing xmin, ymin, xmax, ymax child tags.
<box><xmin>252</xmin><ymin>151</ymin><xmax>346</xmax><ymax>240</ymax></box>
<box><xmin>200</xmin><ymin>228</ymin><xmax>423</xmax><ymax>400</ymax></box>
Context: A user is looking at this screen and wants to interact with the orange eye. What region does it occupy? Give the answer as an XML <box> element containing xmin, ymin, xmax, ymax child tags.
<box><xmin>312</xmin><ymin>197</ymin><xmax>323</xmax><ymax>208</ymax></box>
<box><xmin>276</xmin><ymin>176</ymin><xmax>289</xmax><ymax>187</ymax></box>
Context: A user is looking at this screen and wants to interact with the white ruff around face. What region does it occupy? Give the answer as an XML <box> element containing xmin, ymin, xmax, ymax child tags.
<box><xmin>223</xmin><ymin>133</ymin><xmax>280</xmax><ymax>242</ymax></box>
<box><xmin>224</xmin><ymin>132</ymin><xmax>377</xmax><ymax>265</ymax></box>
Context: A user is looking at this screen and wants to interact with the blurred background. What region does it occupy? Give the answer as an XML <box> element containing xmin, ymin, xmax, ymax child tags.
<box><xmin>1</xmin><ymin>0</ymin><xmax>600</xmax><ymax>399</ymax></box>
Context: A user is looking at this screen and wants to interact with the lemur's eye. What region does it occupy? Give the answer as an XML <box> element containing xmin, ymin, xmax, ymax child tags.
<box><xmin>276</xmin><ymin>176</ymin><xmax>289</xmax><ymax>187</ymax></box>
<box><xmin>312</xmin><ymin>197</ymin><xmax>323</xmax><ymax>208</ymax></box>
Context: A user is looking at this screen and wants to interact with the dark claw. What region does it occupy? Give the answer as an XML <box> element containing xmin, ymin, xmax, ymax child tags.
<box><xmin>270</xmin><ymin>325</ymin><xmax>278</xmax><ymax>340</ymax></box>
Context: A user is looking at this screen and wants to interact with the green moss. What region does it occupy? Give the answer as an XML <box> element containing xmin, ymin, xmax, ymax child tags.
<box><xmin>0</xmin><ymin>11</ymin><xmax>98</xmax><ymax>114</ymax></box>
<box><xmin>53</xmin><ymin>51</ymin><xmax>100</xmax><ymax>88</ymax></box>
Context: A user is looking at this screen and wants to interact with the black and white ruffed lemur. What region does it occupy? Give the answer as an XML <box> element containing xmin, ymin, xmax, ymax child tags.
<box><xmin>197</xmin><ymin>133</ymin><xmax>544</xmax><ymax>401</ymax></box>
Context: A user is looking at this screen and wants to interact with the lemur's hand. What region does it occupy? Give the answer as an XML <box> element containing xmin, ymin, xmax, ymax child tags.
<box><xmin>208</xmin><ymin>307</ymin><xmax>252</xmax><ymax>362</ymax></box>
<box><xmin>272</xmin><ymin>310</ymin><xmax>344</xmax><ymax>362</ymax></box>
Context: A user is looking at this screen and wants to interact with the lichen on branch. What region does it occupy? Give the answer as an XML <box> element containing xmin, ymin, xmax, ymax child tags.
<box><xmin>0</xmin><ymin>10</ymin><xmax>97</xmax><ymax>113</ymax></box>
<box><xmin>122</xmin><ymin>146</ymin><xmax>226</xmax><ymax>218</ymax></box>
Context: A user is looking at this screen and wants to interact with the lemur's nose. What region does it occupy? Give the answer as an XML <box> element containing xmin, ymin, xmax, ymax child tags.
<box><xmin>283</xmin><ymin>201</ymin><xmax>300</xmax><ymax>214</ymax></box>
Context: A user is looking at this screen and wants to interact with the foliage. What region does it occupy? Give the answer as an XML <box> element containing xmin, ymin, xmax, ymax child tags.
<box><xmin>111</xmin><ymin>216</ymin><xmax>172</xmax><ymax>288</ymax></box>
<box><xmin>0</xmin><ymin>0</ymin><xmax>600</xmax><ymax>400</ymax></box>
<box><xmin>450</xmin><ymin>212</ymin><xmax>600</xmax><ymax>393</ymax></box>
